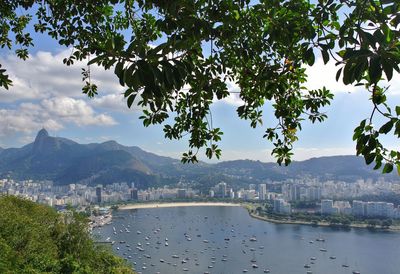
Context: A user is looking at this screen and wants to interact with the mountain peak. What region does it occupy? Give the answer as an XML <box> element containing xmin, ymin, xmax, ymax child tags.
<box><xmin>33</xmin><ymin>128</ymin><xmax>51</xmax><ymax>153</ymax></box>
<box><xmin>35</xmin><ymin>128</ymin><xmax>49</xmax><ymax>141</ymax></box>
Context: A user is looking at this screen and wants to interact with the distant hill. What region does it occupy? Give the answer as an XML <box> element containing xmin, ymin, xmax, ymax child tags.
<box><xmin>214</xmin><ymin>156</ymin><xmax>392</xmax><ymax>182</ymax></box>
<box><xmin>0</xmin><ymin>129</ymin><xmax>395</xmax><ymax>187</ymax></box>
<box><xmin>0</xmin><ymin>129</ymin><xmax>174</xmax><ymax>187</ymax></box>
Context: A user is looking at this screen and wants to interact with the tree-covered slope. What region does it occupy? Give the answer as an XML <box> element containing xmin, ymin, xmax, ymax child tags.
<box><xmin>214</xmin><ymin>156</ymin><xmax>397</xmax><ymax>182</ymax></box>
<box><xmin>0</xmin><ymin>195</ymin><xmax>134</xmax><ymax>273</ymax></box>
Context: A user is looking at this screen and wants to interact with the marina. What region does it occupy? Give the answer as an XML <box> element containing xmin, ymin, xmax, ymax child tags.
<box><xmin>94</xmin><ymin>206</ymin><xmax>400</xmax><ymax>274</ymax></box>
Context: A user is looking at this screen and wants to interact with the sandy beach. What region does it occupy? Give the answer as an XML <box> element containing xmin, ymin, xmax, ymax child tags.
<box><xmin>118</xmin><ymin>202</ymin><xmax>241</xmax><ymax>210</ymax></box>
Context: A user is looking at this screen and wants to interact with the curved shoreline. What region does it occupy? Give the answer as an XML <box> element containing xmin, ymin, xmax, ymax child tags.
<box><xmin>118</xmin><ymin>202</ymin><xmax>241</xmax><ymax>210</ymax></box>
<box><xmin>248</xmin><ymin>211</ymin><xmax>400</xmax><ymax>232</ymax></box>
<box><xmin>116</xmin><ymin>202</ymin><xmax>400</xmax><ymax>232</ymax></box>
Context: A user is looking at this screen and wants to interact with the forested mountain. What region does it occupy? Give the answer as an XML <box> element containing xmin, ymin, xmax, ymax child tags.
<box><xmin>214</xmin><ymin>156</ymin><xmax>391</xmax><ymax>182</ymax></box>
<box><xmin>0</xmin><ymin>129</ymin><xmax>395</xmax><ymax>188</ymax></box>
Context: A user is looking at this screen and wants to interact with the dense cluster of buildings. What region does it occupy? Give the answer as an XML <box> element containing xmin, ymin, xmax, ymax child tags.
<box><xmin>209</xmin><ymin>182</ymin><xmax>269</xmax><ymax>200</ymax></box>
<box><xmin>282</xmin><ymin>184</ymin><xmax>322</xmax><ymax>201</ymax></box>
<box><xmin>0</xmin><ymin>179</ymin><xmax>137</xmax><ymax>207</ymax></box>
<box><xmin>0</xmin><ymin>178</ymin><xmax>199</xmax><ymax>207</ymax></box>
<box><xmin>321</xmin><ymin>199</ymin><xmax>400</xmax><ymax>219</ymax></box>
<box><xmin>2</xmin><ymin>176</ymin><xmax>400</xmax><ymax>220</ymax></box>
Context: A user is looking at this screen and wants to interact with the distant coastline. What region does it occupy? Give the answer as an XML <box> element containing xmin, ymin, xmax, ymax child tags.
<box><xmin>247</xmin><ymin>211</ymin><xmax>400</xmax><ymax>232</ymax></box>
<box><xmin>118</xmin><ymin>201</ymin><xmax>241</xmax><ymax>210</ymax></box>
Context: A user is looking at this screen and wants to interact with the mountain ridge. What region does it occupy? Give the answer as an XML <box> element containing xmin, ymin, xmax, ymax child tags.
<box><xmin>0</xmin><ymin>130</ymin><xmax>395</xmax><ymax>187</ymax></box>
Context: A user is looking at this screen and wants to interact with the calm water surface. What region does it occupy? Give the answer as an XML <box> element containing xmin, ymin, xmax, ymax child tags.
<box><xmin>94</xmin><ymin>206</ymin><xmax>400</xmax><ymax>274</ymax></box>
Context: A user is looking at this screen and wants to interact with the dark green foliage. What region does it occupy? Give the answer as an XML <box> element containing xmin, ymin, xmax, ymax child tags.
<box><xmin>0</xmin><ymin>195</ymin><xmax>134</xmax><ymax>273</ymax></box>
<box><xmin>0</xmin><ymin>0</ymin><xmax>400</xmax><ymax>171</ymax></box>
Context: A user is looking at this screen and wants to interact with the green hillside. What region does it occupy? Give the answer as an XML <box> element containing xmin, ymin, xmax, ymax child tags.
<box><xmin>0</xmin><ymin>195</ymin><xmax>135</xmax><ymax>274</ymax></box>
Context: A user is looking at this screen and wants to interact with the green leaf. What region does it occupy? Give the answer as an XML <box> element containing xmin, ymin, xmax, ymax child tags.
<box><xmin>381</xmin><ymin>58</ymin><xmax>393</xmax><ymax>81</ymax></box>
<box><xmin>383</xmin><ymin>163</ymin><xmax>393</xmax><ymax>173</ymax></box>
<box><xmin>321</xmin><ymin>50</ymin><xmax>329</xmax><ymax>64</ymax></box>
<box><xmin>127</xmin><ymin>94</ymin><xmax>136</xmax><ymax>108</ymax></box>
<box><xmin>364</xmin><ymin>153</ymin><xmax>375</xmax><ymax>165</ymax></box>
<box><xmin>87</xmin><ymin>55</ymin><xmax>104</xmax><ymax>65</ymax></box>
<box><xmin>305</xmin><ymin>48</ymin><xmax>315</xmax><ymax>66</ymax></box>
<box><xmin>368</xmin><ymin>57</ymin><xmax>382</xmax><ymax>83</ymax></box>
<box><xmin>379</xmin><ymin>120</ymin><xmax>394</xmax><ymax>134</ymax></box>
<box><xmin>232</xmin><ymin>10</ymin><xmax>240</xmax><ymax>20</ymax></box>
<box><xmin>335</xmin><ymin>67</ymin><xmax>342</xmax><ymax>81</ymax></box>
<box><xmin>114</xmin><ymin>62</ymin><xmax>124</xmax><ymax>77</ymax></box>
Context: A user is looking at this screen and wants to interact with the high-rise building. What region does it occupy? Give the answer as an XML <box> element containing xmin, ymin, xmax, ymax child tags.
<box><xmin>283</xmin><ymin>184</ymin><xmax>303</xmax><ymax>201</ymax></box>
<box><xmin>352</xmin><ymin>200</ymin><xmax>365</xmax><ymax>216</ymax></box>
<box><xmin>177</xmin><ymin>189</ymin><xmax>186</xmax><ymax>199</ymax></box>
<box><xmin>130</xmin><ymin>188</ymin><xmax>138</xmax><ymax>200</ymax></box>
<box><xmin>258</xmin><ymin>184</ymin><xmax>267</xmax><ymax>200</ymax></box>
<box><xmin>273</xmin><ymin>199</ymin><xmax>281</xmax><ymax>213</ymax></box>
<box><xmin>306</xmin><ymin>187</ymin><xmax>322</xmax><ymax>201</ymax></box>
<box><xmin>273</xmin><ymin>198</ymin><xmax>291</xmax><ymax>214</ymax></box>
<box><xmin>321</xmin><ymin>199</ymin><xmax>337</xmax><ymax>215</ymax></box>
<box><xmin>365</xmin><ymin>201</ymin><xmax>394</xmax><ymax>218</ymax></box>
<box><xmin>96</xmin><ymin>185</ymin><xmax>102</xmax><ymax>204</ymax></box>
<box><xmin>290</xmin><ymin>185</ymin><xmax>301</xmax><ymax>201</ymax></box>
<box><xmin>218</xmin><ymin>182</ymin><xmax>227</xmax><ymax>198</ymax></box>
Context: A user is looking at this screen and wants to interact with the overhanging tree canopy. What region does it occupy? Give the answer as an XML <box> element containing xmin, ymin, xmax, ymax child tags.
<box><xmin>1</xmin><ymin>0</ymin><xmax>400</xmax><ymax>172</ymax></box>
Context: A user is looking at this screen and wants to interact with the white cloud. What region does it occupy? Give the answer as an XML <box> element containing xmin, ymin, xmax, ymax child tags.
<box><xmin>92</xmin><ymin>94</ymin><xmax>126</xmax><ymax>110</ymax></box>
<box><xmin>0</xmin><ymin>50</ymin><xmax>124</xmax><ymax>102</ymax></box>
<box><xmin>41</xmin><ymin>97</ymin><xmax>117</xmax><ymax>126</ymax></box>
<box><xmin>305</xmin><ymin>57</ymin><xmax>400</xmax><ymax>95</ymax></box>
<box><xmin>0</xmin><ymin>97</ymin><xmax>117</xmax><ymax>137</ymax></box>
<box><xmin>221</xmin><ymin>80</ymin><xmax>245</xmax><ymax>106</ymax></box>
<box><xmin>304</xmin><ymin>57</ymin><xmax>361</xmax><ymax>93</ymax></box>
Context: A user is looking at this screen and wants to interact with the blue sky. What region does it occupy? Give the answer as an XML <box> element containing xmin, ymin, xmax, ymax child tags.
<box><xmin>0</xmin><ymin>15</ymin><xmax>399</xmax><ymax>163</ymax></box>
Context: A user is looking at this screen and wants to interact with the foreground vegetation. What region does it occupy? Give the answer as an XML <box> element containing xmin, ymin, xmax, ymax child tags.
<box><xmin>0</xmin><ymin>195</ymin><xmax>134</xmax><ymax>274</ymax></box>
<box><xmin>2</xmin><ymin>1</ymin><xmax>400</xmax><ymax>169</ymax></box>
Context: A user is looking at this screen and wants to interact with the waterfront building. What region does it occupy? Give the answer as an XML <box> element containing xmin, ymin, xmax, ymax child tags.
<box><xmin>177</xmin><ymin>189</ymin><xmax>186</xmax><ymax>199</ymax></box>
<box><xmin>352</xmin><ymin>200</ymin><xmax>365</xmax><ymax>216</ymax></box>
<box><xmin>229</xmin><ymin>189</ymin><xmax>235</xmax><ymax>199</ymax></box>
<box><xmin>130</xmin><ymin>188</ymin><xmax>138</xmax><ymax>200</ymax></box>
<box><xmin>321</xmin><ymin>199</ymin><xmax>338</xmax><ymax>215</ymax></box>
<box><xmin>273</xmin><ymin>199</ymin><xmax>281</xmax><ymax>213</ymax></box>
<box><xmin>258</xmin><ymin>184</ymin><xmax>267</xmax><ymax>200</ymax></box>
<box><xmin>218</xmin><ymin>182</ymin><xmax>227</xmax><ymax>198</ymax></box>
<box><xmin>365</xmin><ymin>201</ymin><xmax>395</xmax><ymax>218</ymax></box>
<box><xmin>334</xmin><ymin>201</ymin><xmax>352</xmax><ymax>214</ymax></box>
<box><xmin>236</xmin><ymin>189</ymin><xmax>243</xmax><ymax>199</ymax></box>
<box><xmin>96</xmin><ymin>185</ymin><xmax>102</xmax><ymax>204</ymax></box>
<box><xmin>273</xmin><ymin>198</ymin><xmax>291</xmax><ymax>214</ymax></box>
<box><xmin>209</xmin><ymin>190</ymin><xmax>215</xmax><ymax>198</ymax></box>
